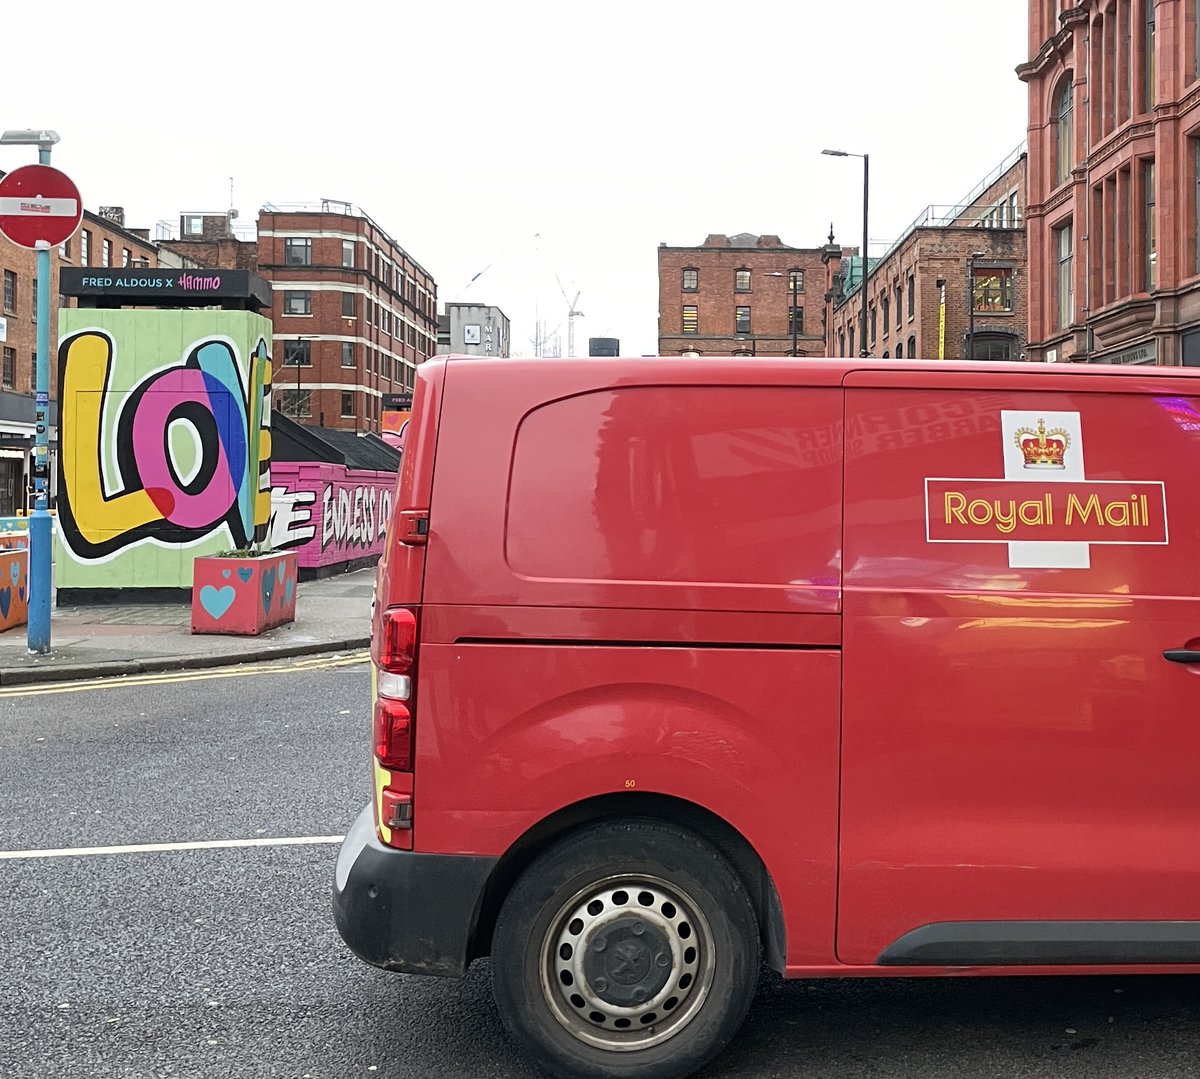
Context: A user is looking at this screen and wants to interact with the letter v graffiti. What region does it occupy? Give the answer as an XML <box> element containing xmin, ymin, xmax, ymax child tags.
<box><xmin>57</xmin><ymin>330</ymin><xmax>272</xmax><ymax>560</ymax></box>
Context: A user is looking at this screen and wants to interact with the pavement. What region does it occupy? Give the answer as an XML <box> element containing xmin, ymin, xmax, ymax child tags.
<box><xmin>0</xmin><ymin>566</ymin><xmax>375</xmax><ymax>686</ymax></box>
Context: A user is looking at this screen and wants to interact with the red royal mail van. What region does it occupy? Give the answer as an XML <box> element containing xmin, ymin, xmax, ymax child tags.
<box><xmin>334</xmin><ymin>354</ymin><xmax>1200</xmax><ymax>1079</ymax></box>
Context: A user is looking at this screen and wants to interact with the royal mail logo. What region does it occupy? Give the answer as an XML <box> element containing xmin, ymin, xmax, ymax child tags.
<box><xmin>1014</xmin><ymin>417</ymin><xmax>1069</xmax><ymax>468</ymax></box>
<box><xmin>924</xmin><ymin>410</ymin><xmax>1168</xmax><ymax>569</ymax></box>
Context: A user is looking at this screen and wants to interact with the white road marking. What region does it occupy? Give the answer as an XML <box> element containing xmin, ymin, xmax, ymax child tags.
<box><xmin>0</xmin><ymin>835</ymin><xmax>344</xmax><ymax>860</ymax></box>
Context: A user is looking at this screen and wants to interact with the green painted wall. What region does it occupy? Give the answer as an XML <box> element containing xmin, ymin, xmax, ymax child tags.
<box><xmin>56</xmin><ymin>309</ymin><xmax>273</xmax><ymax>590</ymax></box>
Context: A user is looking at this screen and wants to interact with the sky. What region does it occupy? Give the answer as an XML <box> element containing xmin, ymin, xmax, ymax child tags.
<box><xmin>2</xmin><ymin>0</ymin><xmax>1030</xmax><ymax>357</ymax></box>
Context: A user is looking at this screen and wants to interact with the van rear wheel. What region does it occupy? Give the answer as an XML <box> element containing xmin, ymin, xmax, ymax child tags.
<box><xmin>492</xmin><ymin>819</ymin><xmax>759</xmax><ymax>1079</ymax></box>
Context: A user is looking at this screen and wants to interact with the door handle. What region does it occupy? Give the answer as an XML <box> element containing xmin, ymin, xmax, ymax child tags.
<box><xmin>1163</xmin><ymin>649</ymin><xmax>1200</xmax><ymax>664</ymax></box>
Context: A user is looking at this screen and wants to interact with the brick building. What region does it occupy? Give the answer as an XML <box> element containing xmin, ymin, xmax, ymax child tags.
<box><xmin>1019</xmin><ymin>0</ymin><xmax>1200</xmax><ymax>365</ymax></box>
<box><xmin>256</xmin><ymin>202</ymin><xmax>438</xmax><ymax>432</ymax></box>
<box><xmin>159</xmin><ymin>211</ymin><xmax>258</xmax><ymax>271</ymax></box>
<box><xmin>827</xmin><ymin>146</ymin><xmax>1029</xmax><ymax>361</ymax></box>
<box><xmin>0</xmin><ymin>198</ymin><xmax>158</xmax><ymax>514</ymax></box>
<box><xmin>657</xmin><ymin>233</ymin><xmax>846</xmax><ymax>357</ymax></box>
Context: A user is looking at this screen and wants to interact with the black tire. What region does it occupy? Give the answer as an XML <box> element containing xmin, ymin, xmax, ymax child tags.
<box><xmin>492</xmin><ymin>818</ymin><xmax>760</xmax><ymax>1079</ymax></box>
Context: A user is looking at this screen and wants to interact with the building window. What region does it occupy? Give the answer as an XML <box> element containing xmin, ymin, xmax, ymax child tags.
<box><xmin>285</xmin><ymin>238</ymin><xmax>312</xmax><ymax>266</ymax></box>
<box><xmin>734</xmin><ymin>305</ymin><xmax>751</xmax><ymax>333</ymax></box>
<box><xmin>185</xmin><ymin>215</ymin><xmax>204</xmax><ymax>236</ymax></box>
<box><xmin>1056</xmin><ymin>221</ymin><xmax>1074</xmax><ymax>329</ymax></box>
<box><xmin>789</xmin><ymin>269</ymin><xmax>804</xmax><ymax>294</ymax></box>
<box><xmin>341</xmin><ymin>392</ymin><xmax>355</xmax><ymax>417</ymax></box>
<box><xmin>341</xmin><ymin>341</ymin><xmax>356</xmax><ymax>368</ymax></box>
<box><xmin>407</xmin><ymin>324</ymin><xmax>417</xmax><ymax>347</ymax></box>
<box><xmin>59</xmin><ymin>239</ymin><xmax>71</xmax><ymax>260</ymax></box>
<box><xmin>1144</xmin><ymin>159</ymin><xmax>1157</xmax><ymax>291</ymax></box>
<box><xmin>788</xmin><ymin>307</ymin><xmax>804</xmax><ymax>337</ymax></box>
<box><xmin>101</xmin><ymin>239</ymin><xmax>112</xmax><ymax>267</ymax></box>
<box><xmin>895</xmin><ymin>283</ymin><xmax>903</xmax><ymax>329</ymax></box>
<box><xmin>734</xmin><ymin>269</ymin><xmax>751</xmax><ymax>292</ymax></box>
<box><xmin>869</xmin><ymin>304</ymin><xmax>877</xmax><ymax>343</ymax></box>
<box><xmin>283</xmin><ymin>339</ymin><xmax>312</xmax><ymax>366</ymax></box>
<box><xmin>341</xmin><ymin>291</ymin><xmax>356</xmax><ymax>318</ymax></box>
<box><xmin>682</xmin><ymin>268</ymin><xmax>698</xmax><ymax>291</ymax></box>
<box><xmin>971</xmin><ymin>332</ymin><xmax>1018</xmax><ymax>360</ymax></box>
<box><xmin>972</xmin><ymin>266</ymin><xmax>1015</xmax><ymax>311</ymax></box>
<box><xmin>284</xmin><ymin>290</ymin><xmax>312</xmax><ymax>316</ymax></box>
<box><xmin>849</xmin><ymin>325</ymin><xmax>856</xmax><ymax>355</ymax></box>
<box><xmin>1055</xmin><ymin>74</ymin><xmax>1074</xmax><ymax>186</ymax></box>
<box><xmin>907</xmin><ymin>273</ymin><xmax>915</xmax><ymax>319</ymax></box>
<box><xmin>908</xmin><ymin>334</ymin><xmax>917</xmax><ymax>357</ymax></box>
<box><xmin>882</xmin><ymin>297</ymin><xmax>890</xmax><ymax>335</ymax></box>
<box><xmin>80</xmin><ymin>230</ymin><xmax>91</xmax><ymax>265</ymax></box>
<box><xmin>3</xmin><ymin>271</ymin><xmax>15</xmax><ymax>314</ymax></box>
<box><xmin>896</xmin><ymin>341</ymin><xmax>904</xmax><ymax>359</ymax></box>
<box><xmin>31</xmin><ymin>279</ymin><xmax>37</xmax><ymax>323</ymax></box>
<box><xmin>1144</xmin><ymin>0</ymin><xmax>1156</xmax><ymax>111</ymax></box>
<box><xmin>342</xmin><ymin>240</ymin><xmax>355</xmax><ymax>268</ymax></box>
<box><xmin>682</xmin><ymin>305</ymin><xmax>698</xmax><ymax>334</ymax></box>
<box><xmin>2</xmin><ymin>348</ymin><xmax>13</xmax><ymax>389</ymax></box>
<box><xmin>279</xmin><ymin>389</ymin><xmax>311</xmax><ymax>418</ymax></box>
<box><xmin>381</xmin><ymin>353</ymin><xmax>392</xmax><ymax>380</ymax></box>
<box><xmin>122</xmin><ymin>248</ymin><xmax>132</xmax><ymax>267</ymax></box>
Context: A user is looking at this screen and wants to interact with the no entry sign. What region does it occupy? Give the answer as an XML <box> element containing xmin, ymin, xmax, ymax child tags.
<box><xmin>0</xmin><ymin>164</ymin><xmax>82</xmax><ymax>249</ymax></box>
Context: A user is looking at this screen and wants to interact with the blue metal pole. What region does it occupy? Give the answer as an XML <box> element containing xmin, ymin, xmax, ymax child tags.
<box><xmin>27</xmin><ymin>140</ymin><xmax>53</xmax><ymax>654</ymax></box>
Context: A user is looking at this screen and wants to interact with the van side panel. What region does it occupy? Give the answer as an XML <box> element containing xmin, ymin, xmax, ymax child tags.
<box><xmin>414</xmin><ymin>364</ymin><xmax>846</xmax><ymax>966</ymax></box>
<box><xmin>838</xmin><ymin>381</ymin><xmax>1200</xmax><ymax>966</ymax></box>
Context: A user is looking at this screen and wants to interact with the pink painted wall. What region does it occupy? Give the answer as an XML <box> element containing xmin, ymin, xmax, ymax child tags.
<box><xmin>268</xmin><ymin>463</ymin><xmax>396</xmax><ymax>569</ymax></box>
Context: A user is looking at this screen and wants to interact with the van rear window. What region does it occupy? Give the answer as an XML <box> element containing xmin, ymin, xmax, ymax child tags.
<box><xmin>505</xmin><ymin>386</ymin><xmax>842</xmax><ymax>588</ymax></box>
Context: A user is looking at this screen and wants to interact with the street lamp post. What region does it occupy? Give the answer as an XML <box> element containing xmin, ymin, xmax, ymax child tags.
<box><xmin>1</xmin><ymin>127</ymin><xmax>60</xmax><ymax>655</ymax></box>
<box><xmin>967</xmin><ymin>251</ymin><xmax>985</xmax><ymax>360</ymax></box>
<box><xmin>286</xmin><ymin>336</ymin><xmax>316</xmax><ymax>420</ymax></box>
<box><xmin>764</xmin><ymin>270</ymin><xmax>799</xmax><ymax>355</ymax></box>
<box><xmin>822</xmin><ymin>149</ymin><xmax>869</xmax><ymax>357</ymax></box>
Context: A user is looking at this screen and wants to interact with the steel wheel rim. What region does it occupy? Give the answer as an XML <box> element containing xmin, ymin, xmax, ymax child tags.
<box><xmin>538</xmin><ymin>873</ymin><xmax>716</xmax><ymax>1052</ymax></box>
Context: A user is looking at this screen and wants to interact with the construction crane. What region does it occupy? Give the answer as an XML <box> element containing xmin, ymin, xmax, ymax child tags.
<box><xmin>555</xmin><ymin>272</ymin><xmax>585</xmax><ymax>358</ymax></box>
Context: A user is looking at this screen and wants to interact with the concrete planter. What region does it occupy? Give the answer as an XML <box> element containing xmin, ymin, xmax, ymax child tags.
<box><xmin>191</xmin><ymin>550</ymin><xmax>298</xmax><ymax>636</ymax></box>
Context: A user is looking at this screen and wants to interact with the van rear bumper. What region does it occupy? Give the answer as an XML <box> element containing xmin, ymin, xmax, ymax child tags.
<box><xmin>333</xmin><ymin>804</ymin><xmax>498</xmax><ymax>977</ymax></box>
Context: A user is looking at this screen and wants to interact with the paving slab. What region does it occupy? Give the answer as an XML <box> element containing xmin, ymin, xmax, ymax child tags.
<box><xmin>0</xmin><ymin>568</ymin><xmax>375</xmax><ymax>685</ymax></box>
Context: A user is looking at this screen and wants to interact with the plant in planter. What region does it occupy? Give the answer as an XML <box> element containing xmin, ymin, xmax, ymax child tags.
<box><xmin>191</xmin><ymin>546</ymin><xmax>299</xmax><ymax>636</ymax></box>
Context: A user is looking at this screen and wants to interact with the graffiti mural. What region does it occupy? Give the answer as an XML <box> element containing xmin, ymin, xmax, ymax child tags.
<box><xmin>56</xmin><ymin>309</ymin><xmax>273</xmax><ymax>590</ymax></box>
<box><xmin>0</xmin><ymin>545</ymin><xmax>29</xmax><ymax>632</ymax></box>
<box><xmin>268</xmin><ymin>462</ymin><xmax>395</xmax><ymax>569</ymax></box>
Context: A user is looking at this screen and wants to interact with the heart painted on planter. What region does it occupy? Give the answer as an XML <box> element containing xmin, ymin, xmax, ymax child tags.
<box><xmin>8</xmin><ymin>562</ymin><xmax>18</xmax><ymax>586</ymax></box>
<box><xmin>237</xmin><ymin>567</ymin><xmax>254</xmax><ymax>583</ymax></box>
<box><xmin>0</xmin><ymin>587</ymin><xmax>12</xmax><ymax>619</ymax></box>
<box><xmin>222</xmin><ymin>569</ymin><xmax>232</xmax><ymax>580</ymax></box>
<box><xmin>261</xmin><ymin>567</ymin><xmax>276</xmax><ymax>615</ymax></box>
<box><xmin>199</xmin><ymin>584</ymin><xmax>236</xmax><ymax>620</ymax></box>
<box><xmin>285</xmin><ymin>577</ymin><xmax>295</xmax><ymax>605</ymax></box>
<box><xmin>18</xmin><ymin>586</ymin><xmax>25</xmax><ymax>602</ymax></box>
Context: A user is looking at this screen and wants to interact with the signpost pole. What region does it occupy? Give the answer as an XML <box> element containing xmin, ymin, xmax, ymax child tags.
<box><xmin>30</xmin><ymin>124</ymin><xmax>56</xmax><ymax>653</ymax></box>
<box><xmin>29</xmin><ymin>237</ymin><xmax>51</xmax><ymax>653</ymax></box>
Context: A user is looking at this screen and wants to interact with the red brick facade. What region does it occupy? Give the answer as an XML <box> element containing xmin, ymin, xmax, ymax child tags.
<box><xmin>1</xmin><ymin>202</ymin><xmax>158</xmax><ymax>398</ymax></box>
<box><xmin>826</xmin><ymin>152</ymin><xmax>1029</xmax><ymax>361</ymax></box>
<box><xmin>257</xmin><ymin>208</ymin><xmax>437</xmax><ymax>433</ymax></box>
<box><xmin>657</xmin><ymin>234</ymin><xmax>845</xmax><ymax>357</ymax></box>
<box><xmin>1020</xmin><ymin>0</ymin><xmax>1200</xmax><ymax>365</ymax></box>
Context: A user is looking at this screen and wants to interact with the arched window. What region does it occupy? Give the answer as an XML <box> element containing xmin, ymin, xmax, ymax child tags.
<box><xmin>1055</xmin><ymin>74</ymin><xmax>1074</xmax><ymax>186</ymax></box>
<box><xmin>896</xmin><ymin>341</ymin><xmax>904</xmax><ymax>359</ymax></box>
<box><xmin>907</xmin><ymin>334</ymin><xmax>917</xmax><ymax>358</ymax></box>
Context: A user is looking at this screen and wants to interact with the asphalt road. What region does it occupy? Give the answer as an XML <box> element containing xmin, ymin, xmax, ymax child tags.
<box><xmin>2</xmin><ymin>657</ymin><xmax>1198</xmax><ymax>1079</ymax></box>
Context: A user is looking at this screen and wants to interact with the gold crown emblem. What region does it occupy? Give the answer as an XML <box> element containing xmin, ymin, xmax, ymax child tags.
<box><xmin>1014</xmin><ymin>418</ymin><xmax>1070</xmax><ymax>469</ymax></box>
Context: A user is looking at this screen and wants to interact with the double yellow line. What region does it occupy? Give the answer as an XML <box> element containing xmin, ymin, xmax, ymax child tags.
<box><xmin>0</xmin><ymin>651</ymin><xmax>370</xmax><ymax>697</ymax></box>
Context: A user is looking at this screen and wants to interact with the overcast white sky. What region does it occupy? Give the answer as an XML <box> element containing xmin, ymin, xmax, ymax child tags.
<box><xmin>3</xmin><ymin>0</ymin><xmax>1028</xmax><ymax>357</ymax></box>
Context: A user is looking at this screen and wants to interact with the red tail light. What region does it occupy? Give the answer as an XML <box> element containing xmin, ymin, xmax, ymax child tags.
<box><xmin>373</xmin><ymin>607</ymin><xmax>417</xmax><ymax>773</ymax></box>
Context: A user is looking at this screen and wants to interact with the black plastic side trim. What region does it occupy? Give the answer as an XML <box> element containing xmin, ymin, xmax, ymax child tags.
<box><xmin>878</xmin><ymin>921</ymin><xmax>1200</xmax><ymax>966</ymax></box>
